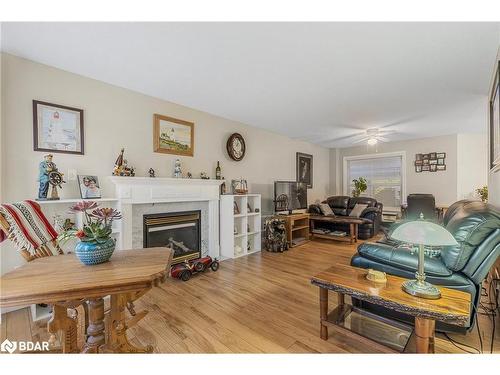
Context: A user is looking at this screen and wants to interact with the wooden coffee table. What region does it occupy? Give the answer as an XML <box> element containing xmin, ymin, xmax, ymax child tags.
<box><xmin>309</xmin><ymin>215</ymin><xmax>364</xmax><ymax>244</ymax></box>
<box><xmin>311</xmin><ymin>264</ymin><xmax>471</xmax><ymax>353</ymax></box>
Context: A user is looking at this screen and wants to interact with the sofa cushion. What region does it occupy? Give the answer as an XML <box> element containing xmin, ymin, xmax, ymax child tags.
<box><xmin>442</xmin><ymin>203</ymin><xmax>500</xmax><ymax>271</ymax></box>
<box><xmin>357</xmin><ymin>242</ymin><xmax>452</xmax><ymax>277</ymax></box>
<box><xmin>325</xmin><ymin>196</ymin><xmax>349</xmax><ymax>216</ymax></box>
<box><xmin>349</xmin><ymin>204</ymin><xmax>368</xmax><ymax>218</ymax></box>
<box><xmin>319</xmin><ymin>203</ymin><xmax>335</xmax><ymax>216</ymax></box>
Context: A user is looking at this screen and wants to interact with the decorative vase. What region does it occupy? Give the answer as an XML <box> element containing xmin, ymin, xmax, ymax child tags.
<box><xmin>75</xmin><ymin>238</ymin><xmax>116</xmax><ymax>265</ymax></box>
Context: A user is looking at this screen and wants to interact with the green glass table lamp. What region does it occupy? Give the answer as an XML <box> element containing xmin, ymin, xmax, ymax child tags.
<box><xmin>390</xmin><ymin>214</ymin><xmax>458</xmax><ymax>299</ymax></box>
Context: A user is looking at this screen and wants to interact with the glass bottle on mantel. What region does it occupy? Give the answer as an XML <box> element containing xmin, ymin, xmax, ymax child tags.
<box><xmin>216</xmin><ymin>161</ymin><xmax>221</xmax><ymax>180</ymax></box>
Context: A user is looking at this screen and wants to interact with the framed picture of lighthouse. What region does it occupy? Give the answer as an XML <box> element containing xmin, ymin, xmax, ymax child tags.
<box><xmin>33</xmin><ymin>100</ymin><xmax>84</xmax><ymax>155</ymax></box>
<box><xmin>153</xmin><ymin>114</ymin><xmax>194</xmax><ymax>156</ymax></box>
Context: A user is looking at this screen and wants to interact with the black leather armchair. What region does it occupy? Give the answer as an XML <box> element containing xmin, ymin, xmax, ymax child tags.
<box><xmin>402</xmin><ymin>193</ymin><xmax>438</xmax><ymax>221</ymax></box>
<box><xmin>351</xmin><ymin>200</ymin><xmax>500</xmax><ymax>332</ymax></box>
<box><xmin>309</xmin><ymin>196</ymin><xmax>383</xmax><ymax>239</ymax></box>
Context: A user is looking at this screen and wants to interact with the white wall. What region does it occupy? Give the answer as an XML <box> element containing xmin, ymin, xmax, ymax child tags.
<box><xmin>457</xmin><ymin>133</ymin><xmax>488</xmax><ymax>200</ymax></box>
<box><xmin>488</xmin><ymin>48</ymin><xmax>500</xmax><ymax>207</ymax></box>
<box><xmin>0</xmin><ymin>53</ymin><xmax>331</xmax><ymax>274</ymax></box>
<box><xmin>334</xmin><ymin>135</ymin><xmax>459</xmax><ymax>206</ymax></box>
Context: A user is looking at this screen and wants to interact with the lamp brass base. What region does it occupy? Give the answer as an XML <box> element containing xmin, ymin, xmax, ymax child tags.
<box><xmin>402</xmin><ymin>280</ymin><xmax>441</xmax><ymax>299</ymax></box>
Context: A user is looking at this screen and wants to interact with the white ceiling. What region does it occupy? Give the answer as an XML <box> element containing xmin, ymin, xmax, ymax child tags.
<box><xmin>1</xmin><ymin>22</ymin><xmax>499</xmax><ymax>148</ymax></box>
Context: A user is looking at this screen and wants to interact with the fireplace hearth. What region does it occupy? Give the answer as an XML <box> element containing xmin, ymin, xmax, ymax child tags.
<box><xmin>143</xmin><ymin>211</ymin><xmax>201</xmax><ymax>265</ymax></box>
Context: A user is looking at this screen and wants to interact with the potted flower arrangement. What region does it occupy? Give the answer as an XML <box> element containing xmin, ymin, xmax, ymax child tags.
<box><xmin>59</xmin><ymin>201</ymin><xmax>122</xmax><ymax>265</ymax></box>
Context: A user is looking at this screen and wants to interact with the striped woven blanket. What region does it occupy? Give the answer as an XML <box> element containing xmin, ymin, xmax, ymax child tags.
<box><xmin>0</xmin><ymin>200</ymin><xmax>59</xmax><ymax>256</ymax></box>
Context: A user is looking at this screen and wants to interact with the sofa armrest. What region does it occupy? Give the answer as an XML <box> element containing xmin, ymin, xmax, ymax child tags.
<box><xmin>360</xmin><ymin>206</ymin><xmax>380</xmax><ymax>218</ymax></box>
<box><xmin>308</xmin><ymin>204</ymin><xmax>322</xmax><ymax>216</ymax></box>
<box><xmin>357</xmin><ymin>242</ymin><xmax>452</xmax><ymax>277</ymax></box>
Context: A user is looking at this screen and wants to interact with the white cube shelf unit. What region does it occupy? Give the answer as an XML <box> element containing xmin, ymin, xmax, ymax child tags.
<box><xmin>220</xmin><ymin>194</ymin><xmax>262</xmax><ymax>259</ymax></box>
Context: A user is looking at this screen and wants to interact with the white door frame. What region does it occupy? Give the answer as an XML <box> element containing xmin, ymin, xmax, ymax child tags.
<box><xmin>342</xmin><ymin>151</ymin><xmax>407</xmax><ymax>210</ymax></box>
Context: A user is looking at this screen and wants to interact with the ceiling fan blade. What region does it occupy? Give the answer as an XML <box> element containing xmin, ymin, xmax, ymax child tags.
<box><xmin>352</xmin><ymin>137</ymin><xmax>370</xmax><ymax>144</ymax></box>
<box><xmin>377</xmin><ymin>136</ymin><xmax>391</xmax><ymax>142</ymax></box>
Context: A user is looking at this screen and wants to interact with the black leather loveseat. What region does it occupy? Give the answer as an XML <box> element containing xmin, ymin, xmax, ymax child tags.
<box><xmin>351</xmin><ymin>200</ymin><xmax>500</xmax><ymax>332</ymax></box>
<box><xmin>309</xmin><ymin>196</ymin><xmax>383</xmax><ymax>239</ymax></box>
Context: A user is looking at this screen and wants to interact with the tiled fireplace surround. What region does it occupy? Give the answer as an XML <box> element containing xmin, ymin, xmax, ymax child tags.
<box><xmin>109</xmin><ymin>177</ymin><xmax>224</xmax><ymax>259</ymax></box>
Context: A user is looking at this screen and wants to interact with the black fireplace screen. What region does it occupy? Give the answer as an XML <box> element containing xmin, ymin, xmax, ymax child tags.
<box><xmin>143</xmin><ymin>211</ymin><xmax>201</xmax><ymax>264</ymax></box>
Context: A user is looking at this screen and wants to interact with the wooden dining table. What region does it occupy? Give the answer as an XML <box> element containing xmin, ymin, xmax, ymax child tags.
<box><xmin>0</xmin><ymin>247</ymin><xmax>173</xmax><ymax>353</ymax></box>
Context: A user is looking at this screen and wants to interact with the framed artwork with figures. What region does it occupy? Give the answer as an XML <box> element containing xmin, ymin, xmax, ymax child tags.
<box><xmin>296</xmin><ymin>152</ymin><xmax>313</xmax><ymax>188</ymax></box>
<box><xmin>33</xmin><ymin>100</ymin><xmax>84</xmax><ymax>155</ymax></box>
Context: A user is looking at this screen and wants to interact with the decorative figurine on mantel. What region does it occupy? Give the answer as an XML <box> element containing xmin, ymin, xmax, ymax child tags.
<box><xmin>186</xmin><ymin>172</ymin><xmax>193</xmax><ymax>179</ymax></box>
<box><xmin>148</xmin><ymin>168</ymin><xmax>156</xmax><ymax>178</ymax></box>
<box><xmin>200</xmin><ymin>172</ymin><xmax>210</xmax><ymax>179</ymax></box>
<box><xmin>112</xmin><ymin>148</ymin><xmax>136</xmax><ymax>176</ymax></box>
<box><xmin>173</xmin><ymin>159</ymin><xmax>182</xmax><ymax>178</ymax></box>
<box><xmin>37</xmin><ymin>154</ymin><xmax>65</xmax><ymax>200</ymax></box>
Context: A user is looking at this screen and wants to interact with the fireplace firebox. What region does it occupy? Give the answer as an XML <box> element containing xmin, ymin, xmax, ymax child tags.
<box><xmin>143</xmin><ymin>211</ymin><xmax>201</xmax><ymax>265</ymax></box>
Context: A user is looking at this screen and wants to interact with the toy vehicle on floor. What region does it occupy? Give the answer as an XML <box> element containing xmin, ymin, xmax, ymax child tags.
<box><xmin>170</xmin><ymin>256</ymin><xmax>220</xmax><ymax>281</ymax></box>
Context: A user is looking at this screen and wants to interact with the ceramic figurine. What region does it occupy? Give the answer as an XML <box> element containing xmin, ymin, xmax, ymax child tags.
<box><xmin>38</xmin><ymin>154</ymin><xmax>55</xmax><ymax>200</ymax></box>
<box><xmin>200</xmin><ymin>172</ymin><xmax>209</xmax><ymax>179</ymax></box>
<box><xmin>148</xmin><ymin>168</ymin><xmax>156</xmax><ymax>178</ymax></box>
<box><xmin>173</xmin><ymin>159</ymin><xmax>182</xmax><ymax>178</ymax></box>
<box><xmin>186</xmin><ymin>172</ymin><xmax>193</xmax><ymax>179</ymax></box>
<box><xmin>37</xmin><ymin>154</ymin><xmax>65</xmax><ymax>200</ymax></box>
<box><xmin>220</xmin><ymin>177</ymin><xmax>226</xmax><ymax>195</ymax></box>
<box><xmin>112</xmin><ymin>148</ymin><xmax>135</xmax><ymax>176</ymax></box>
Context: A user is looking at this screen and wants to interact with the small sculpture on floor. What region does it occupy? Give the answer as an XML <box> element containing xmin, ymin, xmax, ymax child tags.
<box><xmin>264</xmin><ymin>217</ymin><xmax>289</xmax><ymax>253</ymax></box>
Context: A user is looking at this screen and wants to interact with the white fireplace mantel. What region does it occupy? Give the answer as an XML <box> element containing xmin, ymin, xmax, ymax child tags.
<box><xmin>109</xmin><ymin>176</ymin><xmax>224</xmax><ymax>258</ymax></box>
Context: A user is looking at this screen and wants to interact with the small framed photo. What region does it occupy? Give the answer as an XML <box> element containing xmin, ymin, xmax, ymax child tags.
<box><xmin>429</xmin><ymin>159</ymin><xmax>438</xmax><ymax>165</ymax></box>
<box><xmin>437</xmin><ymin>158</ymin><xmax>445</xmax><ymax>165</ymax></box>
<box><xmin>33</xmin><ymin>100</ymin><xmax>84</xmax><ymax>155</ymax></box>
<box><xmin>429</xmin><ymin>152</ymin><xmax>437</xmax><ymax>159</ymax></box>
<box><xmin>436</xmin><ymin>152</ymin><xmax>446</xmax><ymax>159</ymax></box>
<box><xmin>78</xmin><ymin>175</ymin><xmax>101</xmax><ymax>199</ymax></box>
<box><xmin>415</xmin><ymin>160</ymin><xmax>423</xmax><ymax>166</ymax></box>
<box><xmin>422</xmin><ymin>165</ymin><xmax>430</xmax><ymax>172</ymax></box>
<box><xmin>430</xmin><ymin>164</ymin><xmax>437</xmax><ymax>172</ymax></box>
<box><xmin>423</xmin><ymin>159</ymin><xmax>429</xmax><ymax>165</ymax></box>
<box><xmin>415</xmin><ymin>165</ymin><xmax>422</xmax><ymax>173</ymax></box>
<box><xmin>436</xmin><ymin>165</ymin><xmax>446</xmax><ymax>171</ymax></box>
<box><xmin>422</xmin><ymin>153</ymin><xmax>429</xmax><ymax>159</ymax></box>
<box><xmin>415</xmin><ymin>153</ymin><xmax>423</xmax><ymax>161</ymax></box>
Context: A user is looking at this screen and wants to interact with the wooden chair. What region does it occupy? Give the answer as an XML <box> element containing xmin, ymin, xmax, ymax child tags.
<box><xmin>0</xmin><ymin>212</ymin><xmax>87</xmax><ymax>353</ymax></box>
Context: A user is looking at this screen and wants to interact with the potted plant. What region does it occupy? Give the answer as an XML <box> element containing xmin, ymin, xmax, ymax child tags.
<box><xmin>475</xmin><ymin>186</ymin><xmax>488</xmax><ymax>203</ymax></box>
<box><xmin>352</xmin><ymin>177</ymin><xmax>368</xmax><ymax>197</ymax></box>
<box><xmin>59</xmin><ymin>201</ymin><xmax>122</xmax><ymax>265</ymax></box>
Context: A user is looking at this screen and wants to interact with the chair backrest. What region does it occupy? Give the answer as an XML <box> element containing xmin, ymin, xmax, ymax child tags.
<box><xmin>406</xmin><ymin>193</ymin><xmax>436</xmax><ymax>221</ymax></box>
<box><xmin>0</xmin><ymin>200</ymin><xmax>63</xmax><ymax>262</ymax></box>
<box><xmin>441</xmin><ymin>201</ymin><xmax>500</xmax><ymax>279</ymax></box>
<box><xmin>324</xmin><ymin>196</ymin><xmax>350</xmax><ymax>216</ymax></box>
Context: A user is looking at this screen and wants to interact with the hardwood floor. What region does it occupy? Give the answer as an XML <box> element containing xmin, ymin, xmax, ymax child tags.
<box><xmin>1</xmin><ymin>238</ymin><xmax>499</xmax><ymax>353</ymax></box>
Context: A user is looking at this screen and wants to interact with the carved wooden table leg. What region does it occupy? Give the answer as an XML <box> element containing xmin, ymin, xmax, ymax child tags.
<box><xmin>415</xmin><ymin>317</ymin><xmax>435</xmax><ymax>354</ymax></box>
<box><xmin>47</xmin><ymin>304</ymin><xmax>79</xmax><ymax>353</ymax></box>
<box><xmin>320</xmin><ymin>287</ymin><xmax>328</xmax><ymax>340</ymax></box>
<box><xmin>100</xmin><ymin>292</ymin><xmax>153</xmax><ymax>353</ymax></box>
<box><xmin>82</xmin><ymin>298</ymin><xmax>106</xmax><ymax>353</ymax></box>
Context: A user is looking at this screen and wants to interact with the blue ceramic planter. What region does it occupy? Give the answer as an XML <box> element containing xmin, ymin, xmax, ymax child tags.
<box><xmin>75</xmin><ymin>238</ymin><xmax>116</xmax><ymax>265</ymax></box>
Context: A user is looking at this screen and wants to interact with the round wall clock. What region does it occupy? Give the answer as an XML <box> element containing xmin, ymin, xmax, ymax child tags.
<box><xmin>226</xmin><ymin>133</ymin><xmax>246</xmax><ymax>161</ymax></box>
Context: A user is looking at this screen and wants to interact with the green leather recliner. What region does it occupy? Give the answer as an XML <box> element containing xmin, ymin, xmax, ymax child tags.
<box><xmin>350</xmin><ymin>200</ymin><xmax>500</xmax><ymax>332</ymax></box>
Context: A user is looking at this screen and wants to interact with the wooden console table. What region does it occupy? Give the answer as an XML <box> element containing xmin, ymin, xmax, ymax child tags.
<box><xmin>0</xmin><ymin>248</ymin><xmax>173</xmax><ymax>353</ymax></box>
<box><xmin>309</xmin><ymin>215</ymin><xmax>364</xmax><ymax>244</ymax></box>
<box><xmin>311</xmin><ymin>264</ymin><xmax>470</xmax><ymax>353</ymax></box>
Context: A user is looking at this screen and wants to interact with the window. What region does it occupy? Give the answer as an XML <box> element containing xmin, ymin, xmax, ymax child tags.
<box><xmin>344</xmin><ymin>152</ymin><xmax>405</xmax><ymax>210</ymax></box>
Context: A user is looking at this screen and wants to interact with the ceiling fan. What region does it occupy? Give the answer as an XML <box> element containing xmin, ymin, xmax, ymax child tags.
<box><xmin>351</xmin><ymin>128</ymin><xmax>395</xmax><ymax>146</ymax></box>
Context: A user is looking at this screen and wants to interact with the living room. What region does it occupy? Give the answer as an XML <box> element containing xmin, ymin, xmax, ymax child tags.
<box><xmin>0</xmin><ymin>2</ymin><xmax>499</xmax><ymax>372</ymax></box>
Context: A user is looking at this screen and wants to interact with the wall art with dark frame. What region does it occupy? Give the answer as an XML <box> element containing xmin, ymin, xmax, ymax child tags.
<box><xmin>296</xmin><ymin>152</ymin><xmax>313</xmax><ymax>188</ymax></box>
<box><xmin>33</xmin><ymin>100</ymin><xmax>84</xmax><ymax>155</ymax></box>
<box><xmin>490</xmin><ymin>61</ymin><xmax>500</xmax><ymax>171</ymax></box>
<box><xmin>415</xmin><ymin>152</ymin><xmax>446</xmax><ymax>173</ymax></box>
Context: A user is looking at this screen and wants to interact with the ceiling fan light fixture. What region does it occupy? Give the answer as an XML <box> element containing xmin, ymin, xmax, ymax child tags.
<box><xmin>367</xmin><ymin>137</ymin><xmax>378</xmax><ymax>146</ymax></box>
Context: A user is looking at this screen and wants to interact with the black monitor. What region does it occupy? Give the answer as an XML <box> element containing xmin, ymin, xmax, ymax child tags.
<box><xmin>274</xmin><ymin>181</ymin><xmax>308</xmax><ymax>214</ymax></box>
